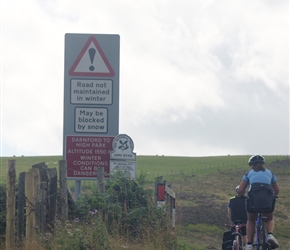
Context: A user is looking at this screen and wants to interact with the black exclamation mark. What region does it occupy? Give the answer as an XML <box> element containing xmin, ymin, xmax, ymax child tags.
<box><xmin>89</xmin><ymin>48</ymin><xmax>96</xmax><ymax>71</ymax></box>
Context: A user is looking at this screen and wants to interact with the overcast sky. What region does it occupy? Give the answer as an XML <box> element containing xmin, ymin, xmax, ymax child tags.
<box><xmin>0</xmin><ymin>0</ymin><xmax>289</xmax><ymax>157</ymax></box>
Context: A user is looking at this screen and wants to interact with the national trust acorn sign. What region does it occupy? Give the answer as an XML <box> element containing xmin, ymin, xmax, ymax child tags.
<box><xmin>110</xmin><ymin>134</ymin><xmax>136</xmax><ymax>179</ymax></box>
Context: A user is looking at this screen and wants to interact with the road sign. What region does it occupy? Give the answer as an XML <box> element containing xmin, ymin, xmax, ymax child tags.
<box><xmin>66</xmin><ymin>135</ymin><xmax>114</xmax><ymax>179</ymax></box>
<box><xmin>63</xmin><ymin>34</ymin><xmax>120</xmax><ymax>179</ymax></box>
<box><xmin>69</xmin><ymin>36</ymin><xmax>115</xmax><ymax>77</ymax></box>
<box><xmin>109</xmin><ymin>134</ymin><xmax>136</xmax><ymax>179</ymax></box>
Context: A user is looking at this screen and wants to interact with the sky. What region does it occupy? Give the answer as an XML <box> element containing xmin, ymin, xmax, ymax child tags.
<box><xmin>0</xmin><ymin>0</ymin><xmax>289</xmax><ymax>157</ymax></box>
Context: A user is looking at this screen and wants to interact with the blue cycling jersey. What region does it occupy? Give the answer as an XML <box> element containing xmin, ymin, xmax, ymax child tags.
<box><xmin>242</xmin><ymin>169</ymin><xmax>277</xmax><ymax>185</ymax></box>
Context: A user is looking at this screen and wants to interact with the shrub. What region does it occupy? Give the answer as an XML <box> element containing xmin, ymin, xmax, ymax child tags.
<box><xmin>52</xmin><ymin>215</ymin><xmax>110</xmax><ymax>250</ymax></box>
<box><xmin>70</xmin><ymin>171</ymin><xmax>177</xmax><ymax>248</ymax></box>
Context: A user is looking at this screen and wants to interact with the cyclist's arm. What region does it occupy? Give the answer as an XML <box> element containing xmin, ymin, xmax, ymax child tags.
<box><xmin>237</xmin><ymin>180</ymin><xmax>247</xmax><ymax>197</ymax></box>
<box><xmin>272</xmin><ymin>182</ymin><xmax>279</xmax><ymax>196</ymax></box>
<box><xmin>227</xmin><ymin>207</ymin><xmax>231</xmax><ymax>221</ymax></box>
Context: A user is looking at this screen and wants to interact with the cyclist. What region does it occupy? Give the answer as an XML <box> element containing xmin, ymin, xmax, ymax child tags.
<box><xmin>227</xmin><ymin>185</ymin><xmax>248</xmax><ymax>245</ymax></box>
<box><xmin>237</xmin><ymin>155</ymin><xmax>279</xmax><ymax>250</ymax></box>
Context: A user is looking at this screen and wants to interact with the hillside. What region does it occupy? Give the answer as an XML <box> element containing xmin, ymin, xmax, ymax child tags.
<box><xmin>171</xmin><ymin>158</ymin><xmax>290</xmax><ymax>249</ymax></box>
<box><xmin>0</xmin><ymin>155</ymin><xmax>289</xmax><ymax>249</ymax></box>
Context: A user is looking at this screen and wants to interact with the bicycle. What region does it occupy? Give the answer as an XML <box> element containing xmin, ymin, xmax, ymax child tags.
<box><xmin>252</xmin><ymin>213</ymin><xmax>272</xmax><ymax>250</ymax></box>
<box><xmin>225</xmin><ymin>220</ymin><xmax>246</xmax><ymax>250</ymax></box>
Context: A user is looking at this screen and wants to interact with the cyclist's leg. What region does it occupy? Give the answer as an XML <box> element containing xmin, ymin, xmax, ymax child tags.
<box><xmin>241</xmin><ymin>226</ymin><xmax>247</xmax><ymax>246</ymax></box>
<box><xmin>264</xmin><ymin>212</ymin><xmax>279</xmax><ymax>248</ymax></box>
<box><xmin>264</xmin><ymin>212</ymin><xmax>274</xmax><ymax>233</ymax></box>
<box><xmin>246</xmin><ymin>212</ymin><xmax>258</xmax><ymax>244</ymax></box>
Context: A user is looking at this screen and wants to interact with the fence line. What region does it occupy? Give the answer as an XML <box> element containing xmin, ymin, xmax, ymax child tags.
<box><xmin>4</xmin><ymin>160</ymin><xmax>69</xmax><ymax>249</ymax></box>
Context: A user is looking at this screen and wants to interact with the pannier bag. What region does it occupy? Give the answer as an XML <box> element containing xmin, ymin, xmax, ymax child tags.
<box><xmin>221</xmin><ymin>230</ymin><xmax>234</xmax><ymax>250</ymax></box>
<box><xmin>246</xmin><ymin>183</ymin><xmax>276</xmax><ymax>213</ymax></box>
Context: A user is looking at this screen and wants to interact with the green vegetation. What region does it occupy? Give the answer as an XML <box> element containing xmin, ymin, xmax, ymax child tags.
<box><xmin>0</xmin><ymin>171</ymin><xmax>176</xmax><ymax>249</ymax></box>
<box><xmin>0</xmin><ymin>154</ymin><xmax>289</xmax><ymax>249</ymax></box>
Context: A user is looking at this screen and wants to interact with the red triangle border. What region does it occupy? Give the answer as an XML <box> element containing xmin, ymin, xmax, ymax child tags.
<box><xmin>68</xmin><ymin>36</ymin><xmax>115</xmax><ymax>77</ymax></box>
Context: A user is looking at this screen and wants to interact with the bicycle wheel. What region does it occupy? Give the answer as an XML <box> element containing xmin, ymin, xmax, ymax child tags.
<box><xmin>255</xmin><ymin>225</ymin><xmax>263</xmax><ymax>250</ymax></box>
<box><xmin>238</xmin><ymin>235</ymin><xmax>243</xmax><ymax>250</ymax></box>
<box><xmin>232</xmin><ymin>239</ymin><xmax>236</xmax><ymax>250</ymax></box>
<box><xmin>261</xmin><ymin>218</ymin><xmax>267</xmax><ymax>250</ymax></box>
<box><xmin>232</xmin><ymin>235</ymin><xmax>243</xmax><ymax>250</ymax></box>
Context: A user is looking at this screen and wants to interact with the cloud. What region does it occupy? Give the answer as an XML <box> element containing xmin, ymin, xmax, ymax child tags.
<box><xmin>1</xmin><ymin>0</ymin><xmax>289</xmax><ymax>157</ymax></box>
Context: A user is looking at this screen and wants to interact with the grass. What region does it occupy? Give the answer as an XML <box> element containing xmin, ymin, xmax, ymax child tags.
<box><xmin>1</xmin><ymin>154</ymin><xmax>289</xmax><ymax>249</ymax></box>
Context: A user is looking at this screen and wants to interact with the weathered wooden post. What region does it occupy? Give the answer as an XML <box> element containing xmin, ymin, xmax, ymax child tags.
<box><xmin>17</xmin><ymin>172</ymin><xmax>26</xmax><ymax>241</ymax></box>
<box><xmin>97</xmin><ymin>167</ymin><xmax>105</xmax><ymax>193</ymax></box>
<box><xmin>32</xmin><ymin>162</ymin><xmax>48</xmax><ymax>232</ymax></box>
<box><xmin>6</xmin><ymin>159</ymin><xmax>16</xmax><ymax>250</ymax></box>
<box><xmin>32</xmin><ymin>168</ymin><xmax>47</xmax><ymax>233</ymax></box>
<box><xmin>59</xmin><ymin>160</ymin><xmax>68</xmax><ymax>221</ymax></box>
<box><xmin>36</xmin><ymin>181</ymin><xmax>47</xmax><ymax>233</ymax></box>
<box><xmin>25</xmin><ymin>170</ymin><xmax>35</xmax><ymax>241</ymax></box>
<box><xmin>165</xmin><ymin>185</ymin><xmax>176</xmax><ymax>228</ymax></box>
<box><xmin>46</xmin><ymin>168</ymin><xmax>57</xmax><ymax>228</ymax></box>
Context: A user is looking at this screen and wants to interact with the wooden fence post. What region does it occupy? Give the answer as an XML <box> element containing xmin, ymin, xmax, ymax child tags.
<box><xmin>59</xmin><ymin>160</ymin><xmax>68</xmax><ymax>221</ymax></box>
<box><xmin>36</xmin><ymin>181</ymin><xmax>47</xmax><ymax>233</ymax></box>
<box><xmin>17</xmin><ymin>172</ymin><xmax>25</xmax><ymax>241</ymax></box>
<box><xmin>25</xmin><ymin>170</ymin><xmax>35</xmax><ymax>241</ymax></box>
<box><xmin>32</xmin><ymin>162</ymin><xmax>48</xmax><ymax>232</ymax></box>
<box><xmin>6</xmin><ymin>159</ymin><xmax>16</xmax><ymax>250</ymax></box>
<box><xmin>165</xmin><ymin>185</ymin><xmax>176</xmax><ymax>228</ymax></box>
<box><xmin>46</xmin><ymin>168</ymin><xmax>57</xmax><ymax>228</ymax></box>
<box><xmin>31</xmin><ymin>168</ymin><xmax>40</xmax><ymax>233</ymax></box>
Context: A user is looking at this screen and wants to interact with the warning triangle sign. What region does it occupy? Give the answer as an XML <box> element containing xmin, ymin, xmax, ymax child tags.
<box><xmin>69</xmin><ymin>36</ymin><xmax>115</xmax><ymax>77</ymax></box>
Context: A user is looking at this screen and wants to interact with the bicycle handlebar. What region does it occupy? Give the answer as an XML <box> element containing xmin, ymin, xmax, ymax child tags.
<box><xmin>225</xmin><ymin>223</ymin><xmax>246</xmax><ymax>228</ymax></box>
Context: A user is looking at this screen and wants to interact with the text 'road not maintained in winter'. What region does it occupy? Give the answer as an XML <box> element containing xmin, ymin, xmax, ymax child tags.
<box><xmin>71</xmin><ymin>79</ymin><xmax>113</xmax><ymax>104</ymax></box>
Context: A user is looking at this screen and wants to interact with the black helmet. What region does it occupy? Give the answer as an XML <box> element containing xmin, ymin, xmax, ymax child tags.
<box><xmin>248</xmin><ymin>155</ymin><xmax>265</xmax><ymax>166</ymax></box>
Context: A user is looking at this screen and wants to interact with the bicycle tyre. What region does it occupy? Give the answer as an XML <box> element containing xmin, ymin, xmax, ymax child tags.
<box><xmin>260</xmin><ymin>217</ymin><xmax>272</xmax><ymax>250</ymax></box>
<box><xmin>255</xmin><ymin>223</ymin><xmax>263</xmax><ymax>250</ymax></box>
<box><xmin>232</xmin><ymin>235</ymin><xmax>243</xmax><ymax>250</ymax></box>
<box><xmin>232</xmin><ymin>239</ymin><xmax>236</xmax><ymax>250</ymax></box>
<box><xmin>261</xmin><ymin>218</ymin><xmax>267</xmax><ymax>250</ymax></box>
<box><xmin>238</xmin><ymin>235</ymin><xmax>243</xmax><ymax>250</ymax></box>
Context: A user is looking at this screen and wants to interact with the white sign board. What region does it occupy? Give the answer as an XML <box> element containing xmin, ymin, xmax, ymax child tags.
<box><xmin>64</xmin><ymin>34</ymin><xmax>119</xmax><ymax>137</ymax></box>
<box><xmin>75</xmin><ymin>107</ymin><xmax>108</xmax><ymax>133</ymax></box>
<box><xmin>110</xmin><ymin>161</ymin><xmax>136</xmax><ymax>179</ymax></box>
<box><xmin>71</xmin><ymin>79</ymin><xmax>113</xmax><ymax>104</ymax></box>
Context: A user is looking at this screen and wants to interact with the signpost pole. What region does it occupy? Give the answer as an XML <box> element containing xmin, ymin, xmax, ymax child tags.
<box><xmin>75</xmin><ymin>180</ymin><xmax>81</xmax><ymax>200</ymax></box>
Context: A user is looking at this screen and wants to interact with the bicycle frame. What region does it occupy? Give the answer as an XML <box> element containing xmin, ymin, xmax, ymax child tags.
<box><xmin>225</xmin><ymin>221</ymin><xmax>246</xmax><ymax>250</ymax></box>
<box><xmin>252</xmin><ymin>213</ymin><xmax>271</xmax><ymax>250</ymax></box>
